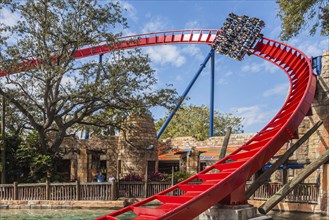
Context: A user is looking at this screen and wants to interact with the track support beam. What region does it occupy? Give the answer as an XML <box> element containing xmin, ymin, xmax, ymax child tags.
<box><xmin>219</xmin><ymin>127</ymin><xmax>232</xmax><ymax>160</ymax></box>
<box><xmin>209</xmin><ymin>51</ymin><xmax>215</xmax><ymax>137</ymax></box>
<box><xmin>245</xmin><ymin>120</ymin><xmax>323</xmax><ymax>199</ymax></box>
<box><xmin>259</xmin><ymin>148</ymin><xmax>329</xmax><ymax>214</ymax></box>
<box><xmin>157</xmin><ymin>49</ymin><xmax>215</xmax><ymax>139</ymax></box>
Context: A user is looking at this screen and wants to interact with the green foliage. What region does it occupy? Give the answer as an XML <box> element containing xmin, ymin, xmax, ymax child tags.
<box><xmin>3</xmin><ymin>133</ymin><xmax>22</xmax><ymax>183</ymax></box>
<box><xmin>0</xmin><ymin>0</ymin><xmax>177</xmax><ymax>154</ymax></box>
<box><xmin>172</xmin><ymin>171</ymin><xmax>192</xmax><ymax>183</ymax></box>
<box><xmin>277</xmin><ymin>0</ymin><xmax>329</xmax><ymax>40</ymax></box>
<box><xmin>5</xmin><ymin>131</ymin><xmax>59</xmax><ymax>183</ymax></box>
<box><xmin>155</xmin><ymin>105</ymin><xmax>243</xmax><ymax>141</ymax></box>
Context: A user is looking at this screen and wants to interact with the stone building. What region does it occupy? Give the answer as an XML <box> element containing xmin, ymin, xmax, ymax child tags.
<box><xmin>60</xmin><ymin>113</ymin><xmax>158</xmax><ymax>182</ymax></box>
<box><xmin>158</xmin><ymin>134</ymin><xmax>255</xmax><ymax>175</ymax></box>
<box><xmin>300</xmin><ymin>50</ymin><xmax>329</xmax><ymax>214</ymax></box>
<box><xmin>117</xmin><ymin>114</ymin><xmax>158</xmax><ymax>179</ymax></box>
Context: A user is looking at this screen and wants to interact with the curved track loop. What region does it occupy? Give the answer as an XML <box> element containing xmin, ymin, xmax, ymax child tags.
<box><xmin>95</xmin><ymin>35</ymin><xmax>316</xmax><ymax>219</ymax></box>
<box><xmin>1</xmin><ymin>30</ymin><xmax>316</xmax><ymax>219</ymax></box>
<box><xmin>0</xmin><ymin>30</ymin><xmax>218</xmax><ymax>76</ymax></box>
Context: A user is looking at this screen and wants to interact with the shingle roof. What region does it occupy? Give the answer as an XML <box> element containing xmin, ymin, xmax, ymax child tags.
<box><xmin>158</xmin><ymin>145</ymin><xmax>240</xmax><ymax>161</ymax></box>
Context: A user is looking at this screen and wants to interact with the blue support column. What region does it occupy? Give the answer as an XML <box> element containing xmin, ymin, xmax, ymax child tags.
<box><xmin>209</xmin><ymin>51</ymin><xmax>215</xmax><ymax>137</ymax></box>
<box><xmin>312</xmin><ymin>56</ymin><xmax>322</xmax><ymax>76</ymax></box>
<box><xmin>157</xmin><ymin>49</ymin><xmax>215</xmax><ymax>139</ymax></box>
<box><xmin>99</xmin><ymin>54</ymin><xmax>109</xmax><ymax>78</ymax></box>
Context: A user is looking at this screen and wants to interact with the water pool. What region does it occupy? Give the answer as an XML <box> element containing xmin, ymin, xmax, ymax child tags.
<box><xmin>0</xmin><ymin>209</ymin><xmax>329</xmax><ymax>220</ymax></box>
<box><xmin>0</xmin><ymin>209</ymin><xmax>116</xmax><ymax>220</ymax></box>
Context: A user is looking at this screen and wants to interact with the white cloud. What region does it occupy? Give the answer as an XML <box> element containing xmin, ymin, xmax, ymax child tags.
<box><xmin>122</xmin><ymin>29</ymin><xmax>137</xmax><ymax>37</ymax></box>
<box><xmin>185</xmin><ymin>21</ymin><xmax>201</xmax><ymax>29</ymax></box>
<box><xmin>217</xmin><ymin>78</ymin><xmax>228</xmax><ymax>85</ymax></box>
<box><xmin>263</xmin><ymin>83</ymin><xmax>290</xmax><ymax>97</ymax></box>
<box><xmin>216</xmin><ymin>71</ymin><xmax>233</xmax><ymax>84</ymax></box>
<box><xmin>287</xmin><ymin>38</ymin><xmax>301</xmax><ymax>46</ymax></box>
<box><xmin>298</xmin><ymin>43</ymin><xmax>322</xmax><ymax>56</ymax></box>
<box><xmin>0</xmin><ymin>8</ymin><xmax>21</xmax><ymax>44</ymax></box>
<box><xmin>4</xmin><ymin>83</ymin><xmax>17</xmax><ymax>90</ymax></box>
<box><xmin>263</xmin><ymin>61</ymin><xmax>278</xmax><ymax>73</ymax></box>
<box><xmin>224</xmin><ymin>71</ymin><xmax>233</xmax><ymax>77</ymax></box>
<box><xmin>241</xmin><ymin>63</ymin><xmax>260</xmax><ymax>73</ymax></box>
<box><xmin>62</xmin><ymin>75</ymin><xmax>76</xmax><ymax>87</ymax></box>
<box><xmin>288</xmin><ymin>39</ymin><xmax>328</xmax><ymax>57</ymax></box>
<box><xmin>142</xmin><ymin>16</ymin><xmax>168</xmax><ymax>33</ymax></box>
<box><xmin>319</xmin><ymin>39</ymin><xmax>329</xmax><ymax>50</ymax></box>
<box><xmin>241</xmin><ymin>61</ymin><xmax>278</xmax><ymax>74</ymax></box>
<box><xmin>120</xmin><ymin>1</ymin><xmax>138</xmax><ymax>22</ymax></box>
<box><xmin>145</xmin><ymin>45</ymin><xmax>186</xmax><ymax>67</ymax></box>
<box><xmin>269</xmin><ymin>26</ymin><xmax>281</xmax><ymax>39</ymax></box>
<box><xmin>0</xmin><ymin>8</ymin><xmax>21</xmax><ymax>26</ymax></box>
<box><xmin>232</xmin><ymin>105</ymin><xmax>276</xmax><ymax>127</ymax></box>
<box><xmin>181</xmin><ymin>45</ymin><xmax>203</xmax><ymax>60</ymax></box>
<box><xmin>175</xmin><ymin>75</ymin><xmax>183</xmax><ymax>81</ymax></box>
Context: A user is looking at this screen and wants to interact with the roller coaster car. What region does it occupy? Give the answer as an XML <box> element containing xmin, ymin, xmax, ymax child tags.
<box><xmin>214</xmin><ymin>13</ymin><xmax>265</xmax><ymax>61</ymax></box>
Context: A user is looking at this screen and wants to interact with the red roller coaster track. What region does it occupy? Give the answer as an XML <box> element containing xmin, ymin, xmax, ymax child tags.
<box><xmin>1</xmin><ymin>29</ymin><xmax>316</xmax><ymax>219</ymax></box>
<box><xmin>95</xmin><ymin>31</ymin><xmax>316</xmax><ymax>219</ymax></box>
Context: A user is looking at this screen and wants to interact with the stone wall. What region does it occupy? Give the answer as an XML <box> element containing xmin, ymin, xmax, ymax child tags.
<box><xmin>161</xmin><ymin>134</ymin><xmax>256</xmax><ymax>176</ymax></box>
<box><xmin>313</xmin><ymin>50</ymin><xmax>329</xmax><ymax>215</ymax></box>
<box><xmin>163</xmin><ymin>133</ymin><xmax>255</xmax><ymax>149</ymax></box>
<box><xmin>86</xmin><ymin>136</ymin><xmax>119</xmax><ymax>180</ymax></box>
<box><xmin>118</xmin><ymin>113</ymin><xmax>158</xmax><ymax>179</ymax></box>
<box><xmin>272</xmin><ymin>50</ymin><xmax>329</xmax><ymax>213</ymax></box>
<box><xmin>295</xmin><ymin>49</ymin><xmax>329</xmax><ymax>163</ymax></box>
<box><xmin>61</xmin><ymin>136</ymin><xmax>119</xmax><ymax>182</ymax></box>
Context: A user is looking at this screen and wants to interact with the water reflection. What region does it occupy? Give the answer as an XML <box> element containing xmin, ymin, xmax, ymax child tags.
<box><xmin>0</xmin><ymin>209</ymin><xmax>112</xmax><ymax>220</ymax></box>
<box><xmin>270</xmin><ymin>211</ymin><xmax>329</xmax><ymax>220</ymax></box>
<box><xmin>0</xmin><ymin>209</ymin><xmax>329</xmax><ymax>220</ymax></box>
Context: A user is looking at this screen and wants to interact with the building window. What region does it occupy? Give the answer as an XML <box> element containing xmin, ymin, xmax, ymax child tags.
<box><xmin>200</xmin><ymin>162</ymin><xmax>207</xmax><ymax>171</ymax></box>
<box><xmin>117</xmin><ymin>160</ymin><xmax>121</xmax><ymax>175</ymax></box>
<box><xmin>148</xmin><ymin>161</ymin><xmax>156</xmax><ymax>173</ymax></box>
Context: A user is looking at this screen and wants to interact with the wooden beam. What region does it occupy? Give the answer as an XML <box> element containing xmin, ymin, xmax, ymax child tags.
<box><xmin>245</xmin><ymin>120</ymin><xmax>323</xmax><ymax>199</ymax></box>
<box><xmin>219</xmin><ymin>127</ymin><xmax>232</xmax><ymax>159</ymax></box>
<box><xmin>258</xmin><ymin>148</ymin><xmax>329</xmax><ymax>214</ymax></box>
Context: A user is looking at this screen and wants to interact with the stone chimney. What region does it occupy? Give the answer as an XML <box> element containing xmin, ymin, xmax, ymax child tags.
<box><xmin>117</xmin><ymin>113</ymin><xmax>158</xmax><ymax>179</ymax></box>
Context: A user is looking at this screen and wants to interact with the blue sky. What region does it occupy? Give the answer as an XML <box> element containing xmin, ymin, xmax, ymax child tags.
<box><xmin>117</xmin><ymin>0</ymin><xmax>328</xmax><ymax>133</ymax></box>
<box><xmin>1</xmin><ymin>1</ymin><xmax>328</xmax><ymax>134</ymax></box>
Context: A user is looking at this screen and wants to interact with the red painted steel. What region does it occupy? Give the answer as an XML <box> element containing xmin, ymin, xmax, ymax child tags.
<box><xmin>0</xmin><ymin>30</ymin><xmax>219</xmax><ymax>76</ymax></box>
<box><xmin>93</xmin><ymin>34</ymin><xmax>316</xmax><ymax>219</ymax></box>
<box><xmin>1</xmin><ymin>30</ymin><xmax>316</xmax><ymax>219</ymax></box>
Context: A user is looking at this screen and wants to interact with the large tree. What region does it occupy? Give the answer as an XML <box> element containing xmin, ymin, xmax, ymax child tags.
<box><xmin>277</xmin><ymin>0</ymin><xmax>329</xmax><ymax>40</ymax></box>
<box><xmin>0</xmin><ymin>0</ymin><xmax>176</xmax><ymax>156</ymax></box>
<box><xmin>155</xmin><ymin>105</ymin><xmax>243</xmax><ymax>141</ymax></box>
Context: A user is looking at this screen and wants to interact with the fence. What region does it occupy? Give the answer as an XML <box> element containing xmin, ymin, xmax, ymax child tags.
<box><xmin>0</xmin><ymin>181</ymin><xmax>320</xmax><ymax>203</ymax></box>
<box><xmin>0</xmin><ymin>181</ymin><xmax>116</xmax><ymax>201</ymax></box>
<box><xmin>247</xmin><ymin>182</ymin><xmax>319</xmax><ymax>204</ymax></box>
